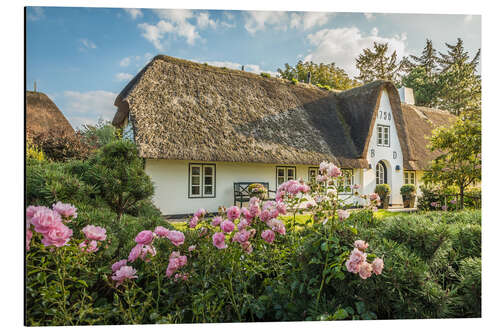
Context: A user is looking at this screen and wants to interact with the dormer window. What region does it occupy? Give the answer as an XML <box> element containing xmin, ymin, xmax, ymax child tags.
<box><xmin>377</xmin><ymin>125</ymin><xmax>390</xmax><ymax>147</ymax></box>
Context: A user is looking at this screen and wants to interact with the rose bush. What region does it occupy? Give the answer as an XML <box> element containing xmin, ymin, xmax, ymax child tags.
<box><xmin>25</xmin><ymin>154</ymin><xmax>481</xmax><ymax>325</ymax></box>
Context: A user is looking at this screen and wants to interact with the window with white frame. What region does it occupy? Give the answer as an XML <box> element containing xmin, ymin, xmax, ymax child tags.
<box><xmin>377</xmin><ymin>125</ymin><xmax>390</xmax><ymax>147</ymax></box>
<box><xmin>308</xmin><ymin>167</ymin><xmax>319</xmax><ymax>182</ymax></box>
<box><xmin>276</xmin><ymin>166</ymin><xmax>296</xmax><ymax>186</ymax></box>
<box><xmin>189</xmin><ymin>163</ymin><xmax>216</xmax><ymax>198</ymax></box>
<box><xmin>339</xmin><ymin>169</ymin><xmax>354</xmax><ymax>193</ymax></box>
<box><xmin>404</xmin><ymin>170</ymin><xmax>416</xmax><ymax>185</ymax></box>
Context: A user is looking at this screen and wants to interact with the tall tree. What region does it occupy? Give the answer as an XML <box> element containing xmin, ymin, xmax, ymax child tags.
<box><xmin>355</xmin><ymin>42</ymin><xmax>402</xmax><ymax>84</ymax></box>
<box><xmin>401</xmin><ymin>66</ymin><xmax>442</xmax><ymax>108</ymax></box>
<box><xmin>438</xmin><ymin>38</ymin><xmax>481</xmax><ymax>72</ymax></box>
<box><xmin>408</xmin><ymin>39</ymin><xmax>440</xmax><ymax>76</ymax></box>
<box><xmin>277</xmin><ymin>60</ymin><xmax>358</xmax><ymax>90</ymax></box>
<box><xmin>424</xmin><ymin>108</ymin><xmax>481</xmax><ymax>209</ymax></box>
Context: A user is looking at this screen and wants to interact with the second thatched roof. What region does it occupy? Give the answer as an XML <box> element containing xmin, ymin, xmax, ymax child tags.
<box><xmin>113</xmin><ymin>55</ymin><xmax>456</xmax><ymax>170</ymax></box>
<box><xmin>26</xmin><ymin>91</ymin><xmax>74</xmax><ymax>137</ymax></box>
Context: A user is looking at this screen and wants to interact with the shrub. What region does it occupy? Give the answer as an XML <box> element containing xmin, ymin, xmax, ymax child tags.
<box><xmin>375</xmin><ymin>184</ymin><xmax>390</xmax><ymax>207</ymax></box>
<box><xmin>89</xmin><ymin>141</ymin><xmax>154</xmax><ymax>221</ymax></box>
<box><xmin>454</xmin><ymin>257</ymin><xmax>481</xmax><ymax>317</ymax></box>
<box><xmin>400</xmin><ymin>184</ymin><xmax>416</xmax><ymax>197</ymax></box>
<box><xmin>260</xmin><ymin>72</ymin><xmax>271</xmax><ymax>78</ymax></box>
<box><xmin>291</xmin><ymin>78</ymin><xmax>298</xmax><ymax>85</ymax></box>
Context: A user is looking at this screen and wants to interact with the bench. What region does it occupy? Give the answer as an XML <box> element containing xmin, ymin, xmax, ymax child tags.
<box><xmin>233</xmin><ymin>182</ymin><xmax>276</xmax><ymax>207</ymax></box>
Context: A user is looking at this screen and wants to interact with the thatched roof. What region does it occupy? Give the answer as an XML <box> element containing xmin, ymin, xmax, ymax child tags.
<box><xmin>113</xmin><ymin>55</ymin><xmax>455</xmax><ymax>170</ymax></box>
<box><xmin>26</xmin><ymin>91</ymin><xmax>74</xmax><ymax>137</ymax></box>
<box><xmin>401</xmin><ymin>103</ymin><xmax>457</xmax><ymax>170</ymax></box>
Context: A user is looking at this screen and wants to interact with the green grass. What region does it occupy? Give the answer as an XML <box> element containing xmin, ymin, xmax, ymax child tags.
<box><xmin>373</xmin><ymin>210</ymin><xmax>410</xmax><ymax>219</ymax></box>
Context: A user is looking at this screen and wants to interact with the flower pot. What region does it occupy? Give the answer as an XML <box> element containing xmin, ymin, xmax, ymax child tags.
<box><xmin>403</xmin><ymin>195</ymin><xmax>416</xmax><ymax>208</ymax></box>
<box><xmin>378</xmin><ymin>196</ymin><xmax>389</xmax><ymax>209</ymax></box>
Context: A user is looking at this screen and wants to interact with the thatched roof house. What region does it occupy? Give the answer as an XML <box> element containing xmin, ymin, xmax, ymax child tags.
<box><xmin>112</xmin><ymin>55</ymin><xmax>455</xmax><ymax>171</ymax></box>
<box><xmin>26</xmin><ymin>91</ymin><xmax>74</xmax><ymax>137</ymax></box>
<box><xmin>112</xmin><ymin>55</ymin><xmax>456</xmax><ymax>214</ymax></box>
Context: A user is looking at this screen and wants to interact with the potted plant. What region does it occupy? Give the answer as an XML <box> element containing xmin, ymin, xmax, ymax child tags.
<box><xmin>400</xmin><ymin>184</ymin><xmax>416</xmax><ymax>208</ymax></box>
<box><xmin>375</xmin><ymin>184</ymin><xmax>391</xmax><ymax>209</ymax></box>
<box><xmin>248</xmin><ymin>183</ymin><xmax>268</xmax><ymax>200</ymax></box>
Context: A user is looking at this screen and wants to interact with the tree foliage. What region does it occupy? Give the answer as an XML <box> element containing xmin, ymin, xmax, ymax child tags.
<box><xmin>355</xmin><ymin>42</ymin><xmax>402</xmax><ymax>84</ymax></box>
<box><xmin>277</xmin><ymin>60</ymin><xmax>359</xmax><ymax>90</ymax></box>
<box><xmin>424</xmin><ymin>111</ymin><xmax>481</xmax><ymax>209</ymax></box>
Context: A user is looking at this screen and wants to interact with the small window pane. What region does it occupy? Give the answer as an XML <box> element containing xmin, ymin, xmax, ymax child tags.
<box><xmin>277</xmin><ymin>177</ymin><xmax>285</xmax><ymax>185</ymax></box>
<box><xmin>204</xmin><ymin>166</ymin><xmax>213</xmax><ymax>176</ymax></box>
<box><xmin>192</xmin><ymin>176</ymin><xmax>200</xmax><ymax>185</ymax></box>
<box><xmin>191</xmin><ymin>186</ymin><xmax>200</xmax><ymax>195</ymax></box>
<box><xmin>204</xmin><ymin>176</ymin><xmax>212</xmax><ymax>186</ymax></box>
<box><xmin>192</xmin><ymin>166</ymin><xmax>201</xmax><ymax>175</ymax></box>
<box><xmin>277</xmin><ymin>168</ymin><xmax>284</xmax><ymax>177</ymax></box>
<box><xmin>287</xmin><ymin>168</ymin><xmax>295</xmax><ymax>179</ymax></box>
<box><xmin>204</xmin><ymin>186</ymin><xmax>213</xmax><ymax>195</ymax></box>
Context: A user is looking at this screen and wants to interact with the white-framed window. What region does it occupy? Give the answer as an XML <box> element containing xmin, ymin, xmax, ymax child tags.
<box><xmin>276</xmin><ymin>166</ymin><xmax>296</xmax><ymax>186</ymax></box>
<box><xmin>377</xmin><ymin>125</ymin><xmax>390</xmax><ymax>147</ymax></box>
<box><xmin>189</xmin><ymin>163</ymin><xmax>216</xmax><ymax>198</ymax></box>
<box><xmin>308</xmin><ymin>167</ymin><xmax>319</xmax><ymax>182</ymax></box>
<box><xmin>339</xmin><ymin>169</ymin><xmax>354</xmax><ymax>193</ymax></box>
<box><xmin>404</xmin><ymin>170</ymin><xmax>416</xmax><ymax>185</ymax></box>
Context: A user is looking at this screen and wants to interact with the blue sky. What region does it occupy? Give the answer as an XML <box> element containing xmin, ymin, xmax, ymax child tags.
<box><xmin>26</xmin><ymin>6</ymin><xmax>481</xmax><ymax>129</ymax></box>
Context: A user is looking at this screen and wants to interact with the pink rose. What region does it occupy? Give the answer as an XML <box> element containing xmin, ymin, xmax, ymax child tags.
<box><xmin>227</xmin><ymin>206</ymin><xmax>241</xmax><ymax>221</ymax></box>
<box><xmin>232</xmin><ymin>230</ymin><xmax>251</xmax><ymax>244</ymax></box>
<box><xmin>358</xmin><ymin>262</ymin><xmax>373</xmax><ymax>279</ymax></box>
<box><xmin>135</xmin><ymin>230</ymin><xmax>154</xmax><ymax>245</ymax></box>
<box><xmin>111</xmin><ymin>259</ymin><xmax>128</xmax><ymax>272</ymax></box>
<box><xmin>337</xmin><ymin>209</ymin><xmax>350</xmax><ymax>221</ymax></box>
<box><xmin>354</xmin><ymin>240</ymin><xmax>369</xmax><ymax>252</ymax></box>
<box><xmin>194</xmin><ymin>208</ymin><xmax>206</xmax><ymax>218</ymax></box>
<box><xmin>372</xmin><ymin>258</ymin><xmax>384</xmax><ymax>275</ymax></box>
<box><xmin>349</xmin><ymin>248</ymin><xmax>367</xmax><ymax>264</ymax></box>
<box><xmin>249</xmin><ymin>203</ymin><xmax>261</xmax><ymax>219</ymax></box>
<box><xmin>261</xmin><ymin>229</ymin><xmax>275</xmax><ymax>244</ymax></box>
<box><xmin>211</xmin><ymin>216</ymin><xmax>223</xmax><ymax>227</ymax></box>
<box><xmin>221</xmin><ymin>219</ymin><xmax>235</xmax><ymax>233</ymax></box>
<box><xmin>128</xmin><ymin>244</ymin><xmax>142</xmax><ymax>262</ymax></box>
<box><xmin>188</xmin><ymin>245</ymin><xmax>196</xmax><ymax>252</ymax></box>
<box><xmin>259</xmin><ymin>210</ymin><xmax>272</xmax><ymax>222</ymax></box>
<box><xmin>112</xmin><ymin>265</ymin><xmax>138</xmax><ymax>286</ymax></box>
<box><xmin>369</xmin><ymin>193</ymin><xmax>380</xmax><ymax>201</ymax></box>
<box><xmin>346</xmin><ymin>259</ymin><xmax>361</xmax><ymax>273</ymax></box>
<box><xmin>52</xmin><ymin>202</ymin><xmax>77</xmax><ymax>219</ymax></box>
<box><xmin>26</xmin><ymin>229</ymin><xmax>33</xmax><ymax>251</ymax></box>
<box><xmin>327</xmin><ymin>164</ymin><xmax>342</xmax><ymax>178</ymax></box>
<box><xmin>241</xmin><ymin>241</ymin><xmax>253</xmax><ymax>254</ymax></box>
<box><xmin>237</xmin><ymin>218</ymin><xmax>249</xmax><ymax>230</ymax></box>
<box><xmin>166</xmin><ymin>251</ymin><xmax>188</xmax><ymax>277</ymax></box>
<box><xmin>31</xmin><ymin>208</ymin><xmax>61</xmax><ymax>234</ymax></box>
<box><xmin>189</xmin><ymin>216</ymin><xmax>199</xmax><ymax>228</ymax></box>
<box><xmin>276</xmin><ymin>202</ymin><xmax>287</xmax><ymax>215</ymax></box>
<box><xmin>82</xmin><ymin>225</ymin><xmax>107</xmax><ymax>241</ymax></box>
<box><xmin>167</xmin><ymin>230</ymin><xmax>185</xmax><ymax>246</ymax></box>
<box><xmin>86</xmin><ymin>240</ymin><xmax>99</xmax><ymax>253</ymax></box>
<box><xmin>41</xmin><ymin>222</ymin><xmax>73</xmax><ymax>247</ymax></box>
<box><xmin>154</xmin><ymin>226</ymin><xmax>170</xmax><ymax>238</ymax></box>
<box><xmin>212</xmin><ymin>232</ymin><xmax>227</xmax><ymax>249</ymax></box>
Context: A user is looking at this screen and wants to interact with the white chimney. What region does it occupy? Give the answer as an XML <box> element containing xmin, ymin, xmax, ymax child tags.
<box><xmin>398</xmin><ymin>86</ymin><xmax>415</xmax><ymax>105</ymax></box>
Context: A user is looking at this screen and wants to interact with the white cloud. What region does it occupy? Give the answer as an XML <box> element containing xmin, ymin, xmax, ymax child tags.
<box><xmin>115</xmin><ymin>72</ymin><xmax>134</xmax><ymax>81</ymax></box>
<box><xmin>364</xmin><ymin>13</ymin><xmax>375</xmax><ymax>20</ymax></box>
<box><xmin>197</xmin><ymin>12</ymin><xmax>217</xmax><ymax>29</ymax></box>
<box><xmin>139</xmin><ymin>9</ymin><xmax>225</xmax><ymax>49</ymax></box>
<box><xmin>244</xmin><ymin>11</ymin><xmax>289</xmax><ymax>34</ymax></box>
<box><xmin>119</xmin><ymin>57</ymin><xmax>131</xmax><ymax>67</ymax></box>
<box><xmin>61</xmin><ymin>91</ymin><xmax>116</xmax><ymax>129</ymax></box>
<box><xmin>290</xmin><ymin>12</ymin><xmax>331</xmax><ymax>30</ymax></box>
<box><xmin>28</xmin><ymin>7</ymin><xmax>45</xmax><ymax>21</ymax></box>
<box><xmin>190</xmin><ymin>59</ymin><xmax>279</xmax><ymax>77</ymax></box>
<box><xmin>304</xmin><ymin>26</ymin><xmax>408</xmax><ymax>77</ymax></box>
<box><xmin>79</xmin><ymin>38</ymin><xmax>97</xmax><ymax>51</ymax></box>
<box><xmin>244</xmin><ymin>11</ymin><xmax>331</xmax><ymax>34</ymax></box>
<box><xmin>124</xmin><ymin>8</ymin><xmax>143</xmax><ymax>20</ymax></box>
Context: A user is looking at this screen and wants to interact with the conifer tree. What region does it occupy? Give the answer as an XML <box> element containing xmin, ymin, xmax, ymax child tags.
<box><xmin>409</xmin><ymin>39</ymin><xmax>440</xmax><ymax>76</ymax></box>
<box><xmin>355</xmin><ymin>42</ymin><xmax>402</xmax><ymax>84</ymax></box>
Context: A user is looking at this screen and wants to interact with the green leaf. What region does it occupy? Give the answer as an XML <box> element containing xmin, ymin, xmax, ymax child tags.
<box><xmin>332</xmin><ymin>308</ymin><xmax>349</xmax><ymax>320</ymax></box>
<box><xmin>355</xmin><ymin>301</ymin><xmax>365</xmax><ymax>314</ymax></box>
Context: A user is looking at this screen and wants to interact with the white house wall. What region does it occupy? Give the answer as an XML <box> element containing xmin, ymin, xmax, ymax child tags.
<box><xmin>365</xmin><ymin>89</ymin><xmax>405</xmax><ymax>205</ymax></box>
<box><xmin>145</xmin><ymin>159</ymin><xmax>363</xmax><ymax>215</ymax></box>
